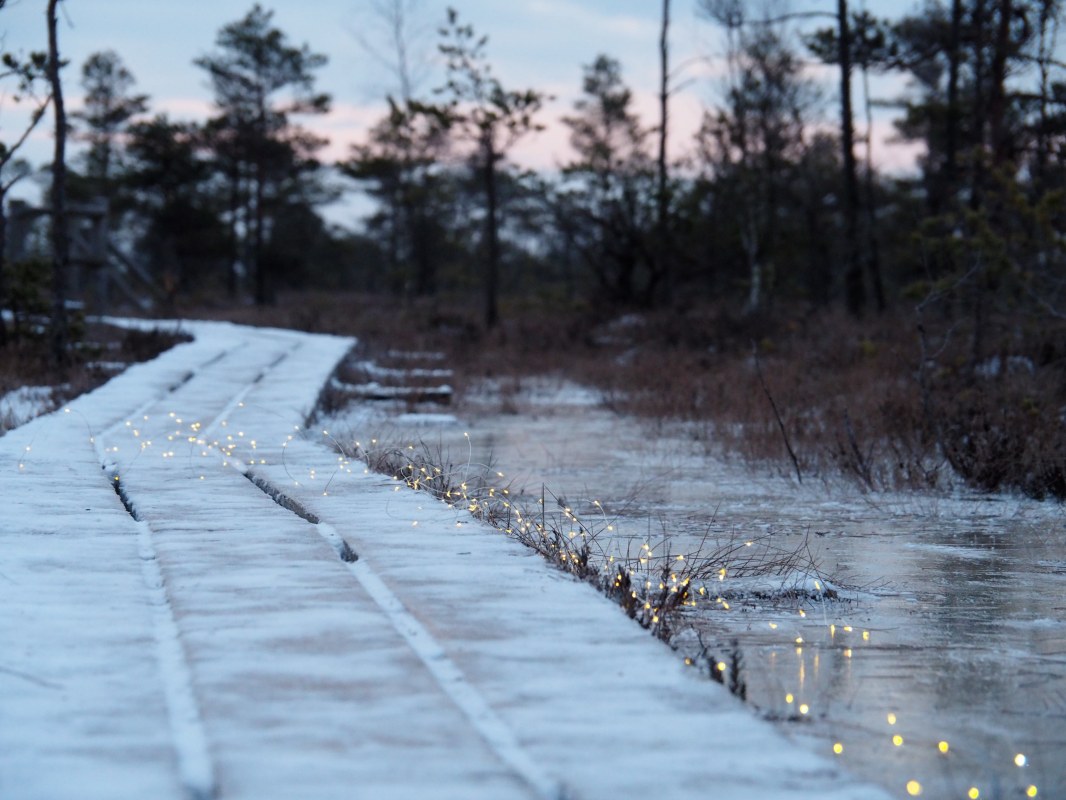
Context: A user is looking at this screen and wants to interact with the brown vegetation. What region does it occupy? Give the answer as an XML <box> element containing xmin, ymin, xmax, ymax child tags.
<box><xmin>228</xmin><ymin>290</ymin><xmax>1066</xmax><ymax>501</ymax></box>
<box><xmin>0</xmin><ymin>320</ymin><xmax>190</xmax><ymax>433</ymax></box>
<box><xmin>338</xmin><ymin>431</ymin><xmax>830</xmax><ymax>647</ymax></box>
<box><xmin>17</xmin><ymin>286</ymin><xmax>1051</xmax><ymax>500</ymax></box>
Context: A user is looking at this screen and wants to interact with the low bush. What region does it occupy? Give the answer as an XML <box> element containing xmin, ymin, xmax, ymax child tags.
<box><xmin>0</xmin><ymin>321</ymin><xmax>191</xmax><ymax>434</ymax></box>
<box><xmin>208</xmin><ymin>290</ymin><xmax>1066</xmax><ymax>499</ymax></box>
<box><xmin>334</xmin><ymin>433</ymin><xmax>834</xmax><ymax>645</ymax></box>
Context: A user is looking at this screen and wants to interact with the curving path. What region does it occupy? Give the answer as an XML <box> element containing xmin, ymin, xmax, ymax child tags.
<box><xmin>0</xmin><ymin>321</ymin><xmax>890</xmax><ymax>800</ymax></box>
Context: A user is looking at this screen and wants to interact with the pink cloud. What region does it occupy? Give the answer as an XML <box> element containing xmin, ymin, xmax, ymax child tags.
<box><xmin>503</xmin><ymin>85</ymin><xmax>708</xmax><ymax>173</ymax></box>
<box><xmin>152</xmin><ymin>96</ymin><xmax>215</xmax><ymax>122</ymax></box>
<box><xmin>865</xmin><ymin>118</ymin><xmax>924</xmax><ymax>174</ymax></box>
<box><xmin>306</xmin><ymin>103</ymin><xmax>386</xmax><ymax>163</ymax></box>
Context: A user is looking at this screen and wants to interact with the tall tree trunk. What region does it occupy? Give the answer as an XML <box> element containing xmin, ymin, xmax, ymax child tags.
<box><xmin>0</xmin><ymin>199</ymin><xmax>9</xmax><ymax>347</ymax></box>
<box><xmin>861</xmin><ymin>64</ymin><xmax>886</xmax><ymax>311</ymax></box>
<box><xmin>741</xmin><ymin>205</ymin><xmax>762</xmax><ymax>314</ymax></box>
<box><xmin>388</xmin><ymin>183</ymin><xmax>403</xmax><ymax>294</ymax></box>
<box><xmin>227</xmin><ymin>168</ymin><xmax>240</xmax><ymax>300</ymax></box>
<box><xmin>409</xmin><ymin>200</ymin><xmax>435</xmax><ymax>297</ymax></box>
<box><xmin>970</xmin><ymin>0</ymin><xmax>989</xmax><ymax>208</ymax></box>
<box><xmin>945</xmin><ymin>0</ymin><xmax>964</xmax><ymax>200</ymax></box>
<box><xmin>252</xmin><ymin>94</ymin><xmax>272</xmax><ymax>306</ymax></box>
<box><xmin>1035</xmin><ymin>0</ymin><xmax>1055</xmax><ymax>188</ymax></box>
<box><xmin>988</xmin><ymin>0</ymin><xmax>1014</xmax><ymax>166</ymax></box>
<box><xmin>483</xmin><ymin>135</ymin><xmax>499</xmax><ymax>329</ymax></box>
<box><xmin>47</xmin><ymin>0</ymin><xmax>69</xmax><ymax>367</ymax></box>
<box><xmin>970</xmin><ymin>0</ymin><xmax>1013</xmax><ymax>368</ymax></box>
<box><xmin>803</xmin><ymin>192</ymin><xmax>831</xmax><ymax>307</ymax></box>
<box><xmin>656</xmin><ymin>0</ymin><xmax>672</xmax><ymax>305</ymax></box>
<box><xmin>254</xmin><ymin>154</ymin><xmax>268</xmax><ymax>305</ymax></box>
<box><xmin>838</xmin><ymin>0</ymin><xmax>864</xmax><ymax>316</ymax></box>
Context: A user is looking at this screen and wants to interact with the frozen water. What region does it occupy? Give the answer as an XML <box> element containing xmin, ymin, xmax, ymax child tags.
<box><xmin>325</xmin><ymin>379</ymin><xmax>1066</xmax><ymax>800</ymax></box>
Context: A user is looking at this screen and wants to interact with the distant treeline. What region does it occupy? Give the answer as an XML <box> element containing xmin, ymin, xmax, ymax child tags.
<box><xmin>3</xmin><ymin>1</ymin><xmax>1065</xmax><ymax>335</ymax></box>
<box><xmin>3</xmin><ymin>1</ymin><xmax>1066</xmax><ymax>498</ymax></box>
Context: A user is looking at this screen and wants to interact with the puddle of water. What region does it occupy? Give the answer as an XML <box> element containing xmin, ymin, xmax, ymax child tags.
<box><xmin>328</xmin><ymin>378</ymin><xmax>1066</xmax><ymax>799</ymax></box>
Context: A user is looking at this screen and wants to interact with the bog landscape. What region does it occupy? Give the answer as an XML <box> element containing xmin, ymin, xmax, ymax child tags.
<box><xmin>2</xmin><ymin>2</ymin><xmax>1064</xmax><ymax>798</ymax></box>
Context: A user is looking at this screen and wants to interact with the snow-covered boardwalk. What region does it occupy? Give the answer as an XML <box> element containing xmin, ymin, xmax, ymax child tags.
<box><xmin>0</xmin><ymin>322</ymin><xmax>888</xmax><ymax>800</ymax></box>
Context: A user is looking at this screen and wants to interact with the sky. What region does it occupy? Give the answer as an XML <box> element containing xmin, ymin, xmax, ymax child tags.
<box><xmin>0</xmin><ymin>0</ymin><xmax>922</xmax><ymax>227</ymax></box>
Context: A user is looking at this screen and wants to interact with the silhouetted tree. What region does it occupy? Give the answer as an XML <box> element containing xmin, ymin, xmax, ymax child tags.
<box><xmin>0</xmin><ymin>49</ymin><xmax>50</xmax><ymax>346</ymax></box>
<box><xmin>46</xmin><ymin>0</ymin><xmax>69</xmax><ymax>365</ymax></box>
<box><xmin>433</xmin><ymin>7</ymin><xmax>545</xmax><ymax>328</ymax></box>
<box><xmin>124</xmin><ymin>115</ymin><xmax>229</xmax><ymax>297</ymax></box>
<box><xmin>698</xmin><ymin>4</ymin><xmax>813</xmax><ymax>312</ymax></box>
<box><xmin>558</xmin><ymin>55</ymin><xmax>657</xmax><ymax>305</ymax></box>
<box><xmin>888</xmin><ymin>0</ymin><xmax>1065</xmax><ymax>366</ymax></box>
<box><xmin>835</xmin><ymin>0</ymin><xmax>865</xmax><ymax>314</ymax></box>
<box><xmin>195</xmin><ymin>4</ymin><xmax>330</xmax><ymax>304</ymax></box>
<box><xmin>656</xmin><ymin>0</ymin><xmax>673</xmax><ymax>304</ymax></box>
<box><xmin>806</xmin><ymin>5</ymin><xmax>894</xmax><ymax>312</ymax></box>
<box><xmin>355</xmin><ymin>0</ymin><xmax>432</xmax><ymax>103</ymax></box>
<box><xmin>342</xmin><ymin>99</ymin><xmax>450</xmax><ymax>295</ymax></box>
<box><xmin>72</xmin><ymin>51</ymin><xmax>148</xmax><ymax>202</ymax></box>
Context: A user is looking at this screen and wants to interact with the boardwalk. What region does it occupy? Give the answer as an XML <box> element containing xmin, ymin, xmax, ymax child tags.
<box><xmin>0</xmin><ymin>321</ymin><xmax>888</xmax><ymax>800</ymax></box>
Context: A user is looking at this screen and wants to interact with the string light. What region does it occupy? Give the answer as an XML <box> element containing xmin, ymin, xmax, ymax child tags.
<box><xmin>93</xmin><ymin>378</ymin><xmax>1004</xmax><ymax>800</ymax></box>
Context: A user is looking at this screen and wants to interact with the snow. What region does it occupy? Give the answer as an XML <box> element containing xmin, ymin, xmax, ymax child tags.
<box><xmin>393</xmin><ymin>411</ymin><xmax>461</xmax><ymax>426</ymax></box>
<box><xmin>386</xmin><ymin>349</ymin><xmax>446</xmax><ymax>360</ymax></box>
<box><xmin>464</xmin><ymin>376</ymin><xmax>603</xmax><ymax>408</ymax></box>
<box><xmin>0</xmin><ymin>385</ymin><xmax>55</xmax><ymax>429</ymax></box>
<box><xmin>0</xmin><ymin>319</ymin><xmax>890</xmax><ymax>799</ymax></box>
<box><xmin>354</xmin><ymin>359</ymin><xmax>454</xmax><ymax>380</ymax></box>
<box><xmin>330</xmin><ymin>376</ymin><xmax>454</xmax><ymax>399</ymax></box>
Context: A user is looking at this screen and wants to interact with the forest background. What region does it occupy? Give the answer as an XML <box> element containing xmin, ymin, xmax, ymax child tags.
<box><xmin>2</xmin><ymin>0</ymin><xmax>1065</xmax><ymax>499</ymax></box>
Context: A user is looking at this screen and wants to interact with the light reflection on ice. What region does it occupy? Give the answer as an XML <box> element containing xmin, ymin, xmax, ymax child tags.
<box><xmin>326</xmin><ymin>379</ymin><xmax>1066</xmax><ymax>800</ymax></box>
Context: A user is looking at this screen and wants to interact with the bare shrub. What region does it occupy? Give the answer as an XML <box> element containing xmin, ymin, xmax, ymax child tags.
<box><xmin>0</xmin><ymin>321</ymin><xmax>190</xmax><ymax>434</ymax></box>
<box><xmin>213</xmin><ymin>290</ymin><xmax>1064</xmax><ymax>499</ymax></box>
<box><xmin>935</xmin><ymin>373</ymin><xmax>1066</xmax><ymax>499</ymax></box>
<box><xmin>337</xmin><ymin>433</ymin><xmax>833</xmax><ymax>643</ymax></box>
<box><xmin>566</xmin><ymin>305</ymin><xmax>948</xmax><ymax>492</ymax></box>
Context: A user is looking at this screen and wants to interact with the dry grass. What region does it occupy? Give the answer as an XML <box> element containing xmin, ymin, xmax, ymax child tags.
<box><xmin>0</xmin><ymin>322</ymin><xmax>191</xmax><ymax>435</ymax></box>
<box><xmin>548</xmin><ymin>304</ymin><xmax>1065</xmax><ymax>499</ymax></box>
<box><xmin>193</xmin><ymin>290</ymin><xmax>1066</xmax><ymax>499</ymax></box>
<box><xmin>337</xmin><ymin>433</ymin><xmax>831</xmax><ymax>644</ymax></box>
<box><xmin>576</xmin><ymin>308</ymin><xmax>945</xmax><ymax>492</ymax></box>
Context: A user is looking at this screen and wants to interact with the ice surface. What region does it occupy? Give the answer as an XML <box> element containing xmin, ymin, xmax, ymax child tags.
<box><xmin>1</xmin><ymin>319</ymin><xmax>889</xmax><ymax>799</ymax></box>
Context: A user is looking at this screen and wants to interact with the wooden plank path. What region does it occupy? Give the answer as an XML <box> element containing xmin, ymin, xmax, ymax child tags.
<box><xmin>0</xmin><ymin>321</ymin><xmax>890</xmax><ymax>800</ymax></box>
